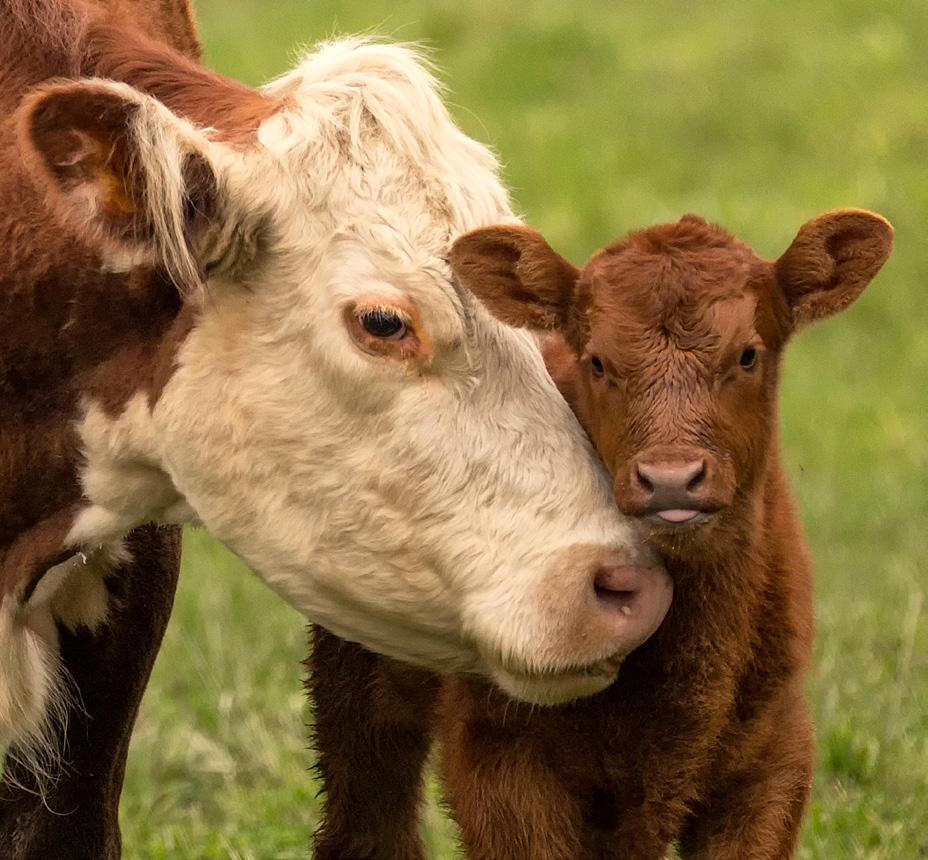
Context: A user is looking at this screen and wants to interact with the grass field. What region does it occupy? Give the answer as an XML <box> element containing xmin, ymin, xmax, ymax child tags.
<box><xmin>119</xmin><ymin>1</ymin><xmax>928</xmax><ymax>857</ymax></box>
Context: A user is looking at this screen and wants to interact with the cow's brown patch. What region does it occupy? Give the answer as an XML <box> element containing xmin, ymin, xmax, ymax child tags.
<box><xmin>0</xmin><ymin>3</ymin><xmax>202</xmax><ymax>852</ymax></box>
<box><xmin>5</xmin><ymin>0</ymin><xmax>276</xmax><ymax>143</ymax></box>
<box><xmin>0</xmin><ymin>0</ymin><xmax>277</xmax><ymax>603</ymax></box>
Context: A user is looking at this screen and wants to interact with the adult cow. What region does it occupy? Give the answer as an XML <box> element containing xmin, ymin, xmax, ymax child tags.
<box><xmin>0</xmin><ymin>0</ymin><xmax>670</xmax><ymax>856</ymax></box>
<box><xmin>1</xmin><ymin>4</ymin><xmax>200</xmax><ymax>857</ymax></box>
<box><xmin>307</xmin><ymin>209</ymin><xmax>893</xmax><ymax>860</ymax></box>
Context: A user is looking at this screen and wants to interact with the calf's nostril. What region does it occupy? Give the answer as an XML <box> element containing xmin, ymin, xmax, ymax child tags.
<box><xmin>686</xmin><ymin>461</ymin><xmax>707</xmax><ymax>492</ymax></box>
<box><xmin>634</xmin><ymin>464</ymin><xmax>654</xmax><ymax>493</ymax></box>
<box><xmin>637</xmin><ymin>459</ymin><xmax>706</xmax><ymax>494</ymax></box>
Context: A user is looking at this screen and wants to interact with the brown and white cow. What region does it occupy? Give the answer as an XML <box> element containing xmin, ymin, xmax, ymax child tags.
<box><xmin>307</xmin><ymin>209</ymin><xmax>893</xmax><ymax>859</ymax></box>
<box><xmin>0</xmin><ymin>0</ymin><xmax>673</xmax><ymax>845</ymax></box>
<box><xmin>1</xmin><ymin>5</ymin><xmax>198</xmax><ymax>857</ymax></box>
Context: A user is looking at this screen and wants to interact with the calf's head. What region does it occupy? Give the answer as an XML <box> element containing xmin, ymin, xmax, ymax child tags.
<box><xmin>16</xmin><ymin>39</ymin><xmax>665</xmax><ymax>704</ymax></box>
<box><xmin>454</xmin><ymin>210</ymin><xmax>893</xmax><ymax>558</ymax></box>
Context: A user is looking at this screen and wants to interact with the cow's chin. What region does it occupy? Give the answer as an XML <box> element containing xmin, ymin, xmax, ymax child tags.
<box><xmin>488</xmin><ymin>658</ymin><xmax>623</xmax><ymax>706</ymax></box>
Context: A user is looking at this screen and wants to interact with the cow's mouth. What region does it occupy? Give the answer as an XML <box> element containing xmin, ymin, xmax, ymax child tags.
<box><xmin>489</xmin><ymin>657</ymin><xmax>624</xmax><ymax>706</ymax></box>
<box><xmin>478</xmin><ymin>560</ymin><xmax>672</xmax><ymax>706</ymax></box>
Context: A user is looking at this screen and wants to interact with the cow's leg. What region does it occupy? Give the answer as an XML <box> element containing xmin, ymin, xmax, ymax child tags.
<box><xmin>677</xmin><ymin>692</ymin><xmax>814</xmax><ymax>860</ymax></box>
<box><xmin>439</xmin><ymin>679</ymin><xmax>590</xmax><ymax>860</ymax></box>
<box><xmin>0</xmin><ymin>523</ymin><xmax>181</xmax><ymax>860</ymax></box>
<box><xmin>307</xmin><ymin>625</ymin><xmax>440</xmax><ymax>860</ymax></box>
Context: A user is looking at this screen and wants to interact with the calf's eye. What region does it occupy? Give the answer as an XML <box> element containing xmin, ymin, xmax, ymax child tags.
<box><xmin>739</xmin><ymin>347</ymin><xmax>758</xmax><ymax>369</ymax></box>
<box><xmin>360</xmin><ymin>309</ymin><xmax>407</xmax><ymax>340</ymax></box>
<box><xmin>591</xmin><ymin>355</ymin><xmax>605</xmax><ymax>377</ymax></box>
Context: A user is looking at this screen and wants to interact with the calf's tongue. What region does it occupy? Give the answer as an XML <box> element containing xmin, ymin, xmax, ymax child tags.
<box><xmin>656</xmin><ymin>509</ymin><xmax>699</xmax><ymax>524</ymax></box>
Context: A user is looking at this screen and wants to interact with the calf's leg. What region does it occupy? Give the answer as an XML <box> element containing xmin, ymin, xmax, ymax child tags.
<box><xmin>677</xmin><ymin>691</ymin><xmax>814</xmax><ymax>860</ymax></box>
<box><xmin>0</xmin><ymin>523</ymin><xmax>181</xmax><ymax>860</ymax></box>
<box><xmin>307</xmin><ymin>625</ymin><xmax>440</xmax><ymax>860</ymax></box>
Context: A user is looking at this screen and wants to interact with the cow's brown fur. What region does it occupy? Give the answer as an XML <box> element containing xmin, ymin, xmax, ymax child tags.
<box><xmin>308</xmin><ymin>210</ymin><xmax>892</xmax><ymax>860</ymax></box>
<box><xmin>7</xmin><ymin>0</ymin><xmax>201</xmax><ymax>60</ymax></box>
<box><xmin>0</xmin><ymin>525</ymin><xmax>181</xmax><ymax>860</ymax></box>
<box><xmin>3</xmin><ymin>0</ymin><xmax>274</xmax><ymax>142</ymax></box>
<box><xmin>0</xmin><ymin>1</ymin><xmax>230</xmax><ymax>855</ymax></box>
<box><xmin>0</xmin><ymin>0</ymin><xmax>276</xmax><ymax>599</ymax></box>
<box><xmin>308</xmin><ymin>628</ymin><xmax>442</xmax><ymax>860</ymax></box>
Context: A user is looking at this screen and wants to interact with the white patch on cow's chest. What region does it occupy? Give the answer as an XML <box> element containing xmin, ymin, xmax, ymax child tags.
<box><xmin>0</xmin><ymin>540</ymin><xmax>129</xmax><ymax>786</ymax></box>
<box><xmin>66</xmin><ymin>394</ymin><xmax>192</xmax><ymax>549</ymax></box>
<box><xmin>31</xmin><ymin>541</ymin><xmax>129</xmax><ymax>634</ymax></box>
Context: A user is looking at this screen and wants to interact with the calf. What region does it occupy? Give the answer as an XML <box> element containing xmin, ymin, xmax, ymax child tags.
<box><xmin>308</xmin><ymin>209</ymin><xmax>893</xmax><ymax>859</ymax></box>
<box><xmin>1</xmin><ymin>0</ymin><xmax>669</xmax><ymax>853</ymax></box>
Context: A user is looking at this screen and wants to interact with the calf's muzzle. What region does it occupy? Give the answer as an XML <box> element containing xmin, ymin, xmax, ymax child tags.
<box><xmin>618</xmin><ymin>446</ymin><xmax>731</xmax><ymax>527</ymax></box>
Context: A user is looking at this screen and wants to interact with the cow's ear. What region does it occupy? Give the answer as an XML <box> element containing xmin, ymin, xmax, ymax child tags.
<box><xmin>775</xmin><ymin>209</ymin><xmax>893</xmax><ymax>329</ymax></box>
<box><xmin>19</xmin><ymin>79</ymin><xmax>223</xmax><ymax>293</ymax></box>
<box><xmin>450</xmin><ymin>226</ymin><xmax>580</xmax><ymax>330</ymax></box>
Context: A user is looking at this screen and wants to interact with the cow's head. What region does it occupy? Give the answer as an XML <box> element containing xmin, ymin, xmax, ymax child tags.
<box><xmin>17</xmin><ymin>39</ymin><xmax>668</xmax><ymax>705</ymax></box>
<box><xmin>454</xmin><ymin>210</ymin><xmax>893</xmax><ymax>560</ymax></box>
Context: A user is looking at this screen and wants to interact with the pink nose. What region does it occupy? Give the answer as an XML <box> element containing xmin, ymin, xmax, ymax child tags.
<box><xmin>623</xmin><ymin>455</ymin><xmax>719</xmax><ymax>524</ymax></box>
<box><xmin>590</xmin><ymin>563</ymin><xmax>673</xmax><ymax>649</ymax></box>
<box><xmin>634</xmin><ymin>459</ymin><xmax>706</xmax><ymax>498</ymax></box>
<box><xmin>616</xmin><ymin>447</ymin><xmax>734</xmax><ymax>526</ymax></box>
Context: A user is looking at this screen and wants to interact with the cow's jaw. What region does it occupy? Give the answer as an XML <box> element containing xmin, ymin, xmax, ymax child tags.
<box><xmin>37</xmin><ymin>37</ymin><xmax>667</xmax><ymax>707</ymax></box>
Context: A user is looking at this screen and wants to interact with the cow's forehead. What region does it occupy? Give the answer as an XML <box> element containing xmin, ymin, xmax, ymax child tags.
<box><xmin>248</xmin><ymin>117</ymin><xmax>509</xmax><ymax>290</ymax></box>
<box><xmin>255</xmin><ymin>69</ymin><xmax>512</xmax><ymax>236</ymax></box>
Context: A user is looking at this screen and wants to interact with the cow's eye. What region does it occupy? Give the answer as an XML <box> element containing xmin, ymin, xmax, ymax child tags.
<box><xmin>591</xmin><ymin>355</ymin><xmax>605</xmax><ymax>377</ymax></box>
<box><xmin>739</xmin><ymin>347</ymin><xmax>758</xmax><ymax>369</ymax></box>
<box><xmin>360</xmin><ymin>309</ymin><xmax>407</xmax><ymax>340</ymax></box>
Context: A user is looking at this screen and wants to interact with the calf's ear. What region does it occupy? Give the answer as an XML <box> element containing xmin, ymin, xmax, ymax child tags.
<box><xmin>18</xmin><ymin>79</ymin><xmax>224</xmax><ymax>294</ymax></box>
<box><xmin>542</xmin><ymin>333</ymin><xmax>581</xmax><ymax>408</ymax></box>
<box><xmin>775</xmin><ymin>209</ymin><xmax>893</xmax><ymax>329</ymax></box>
<box><xmin>450</xmin><ymin>226</ymin><xmax>580</xmax><ymax>330</ymax></box>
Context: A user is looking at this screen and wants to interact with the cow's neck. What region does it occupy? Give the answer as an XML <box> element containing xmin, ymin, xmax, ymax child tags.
<box><xmin>1</xmin><ymin>2</ymin><xmax>273</xmax><ymax>141</ymax></box>
<box><xmin>0</xmin><ymin>261</ymin><xmax>191</xmax><ymax>599</ymax></box>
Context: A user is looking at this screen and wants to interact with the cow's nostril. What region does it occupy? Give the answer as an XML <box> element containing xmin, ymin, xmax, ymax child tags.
<box><xmin>686</xmin><ymin>461</ymin><xmax>707</xmax><ymax>492</ymax></box>
<box><xmin>594</xmin><ymin>584</ymin><xmax>637</xmax><ymax>615</ymax></box>
<box><xmin>593</xmin><ymin>566</ymin><xmax>644</xmax><ymax>616</ymax></box>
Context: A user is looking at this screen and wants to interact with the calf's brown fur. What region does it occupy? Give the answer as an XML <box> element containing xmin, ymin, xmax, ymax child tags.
<box><xmin>308</xmin><ymin>209</ymin><xmax>892</xmax><ymax>859</ymax></box>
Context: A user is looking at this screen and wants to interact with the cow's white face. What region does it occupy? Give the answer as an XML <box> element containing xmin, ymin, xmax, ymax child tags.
<box><xmin>22</xmin><ymin>39</ymin><xmax>670</xmax><ymax>705</ymax></box>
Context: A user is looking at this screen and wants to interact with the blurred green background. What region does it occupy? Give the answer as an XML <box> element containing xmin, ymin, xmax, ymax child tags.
<box><xmin>120</xmin><ymin>1</ymin><xmax>928</xmax><ymax>857</ymax></box>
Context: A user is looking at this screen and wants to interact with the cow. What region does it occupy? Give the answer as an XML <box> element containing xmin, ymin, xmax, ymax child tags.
<box><xmin>0</xmin><ymin>0</ymin><xmax>672</xmax><ymax>855</ymax></box>
<box><xmin>1</xmin><ymin>5</ymin><xmax>199</xmax><ymax>857</ymax></box>
<box><xmin>306</xmin><ymin>209</ymin><xmax>893</xmax><ymax>860</ymax></box>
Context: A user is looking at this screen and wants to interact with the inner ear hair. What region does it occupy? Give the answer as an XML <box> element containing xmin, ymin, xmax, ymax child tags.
<box><xmin>775</xmin><ymin>208</ymin><xmax>893</xmax><ymax>328</ymax></box>
<box><xmin>22</xmin><ymin>83</ymin><xmax>146</xmax><ymax>230</ymax></box>
<box><xmin>20</xmin><ymin>79</ymin><xmax>230</xmax><ymax>295</ymax></box>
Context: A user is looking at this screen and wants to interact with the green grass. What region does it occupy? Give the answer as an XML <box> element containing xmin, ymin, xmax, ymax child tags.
<box><xmin>120</xmin><ymin>1</ymin><xmax>928</xmax><ymax>857</ymax></box>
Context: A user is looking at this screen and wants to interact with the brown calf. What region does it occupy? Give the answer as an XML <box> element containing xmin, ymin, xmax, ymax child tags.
<box><xmin>309</xmin><ymin>208</ymin><xmax>893</xmax><ymax>859</ymax></box>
